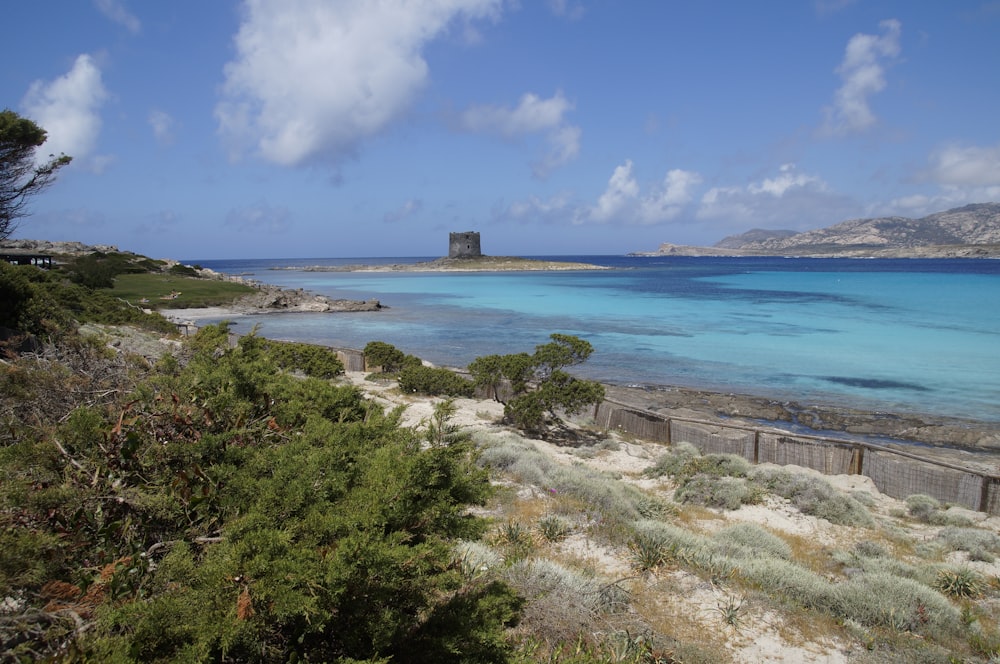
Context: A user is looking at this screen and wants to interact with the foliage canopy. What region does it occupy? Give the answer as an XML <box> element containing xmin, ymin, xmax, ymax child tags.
<box><xmin>1</xmin><ymin>323</ymin><xmax>522</xmax><ymax>661</ymax></box>
<box><xmin>468</xmin><ymin>334</ymin><xmax>605</xmax><ymax>433</ymax></box>
<box><xmin>0</xmin><ymin>109</ymin><xmax>72</xmax><ymax>239</ymax></box>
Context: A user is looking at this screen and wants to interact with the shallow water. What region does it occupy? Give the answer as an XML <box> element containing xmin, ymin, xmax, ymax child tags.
<box><xmin>190</xmin><ymin>256</ymin><xmax>1000</xmax><ymax>423</ymax></box>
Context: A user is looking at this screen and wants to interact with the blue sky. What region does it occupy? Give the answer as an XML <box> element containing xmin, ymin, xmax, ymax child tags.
<box><xmin>3</xmin><ymin>1</ymin><xmax>999</xmax><ymax>259</ymax></box>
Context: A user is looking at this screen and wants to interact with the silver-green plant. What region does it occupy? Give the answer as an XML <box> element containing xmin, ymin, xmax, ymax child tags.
<box><xmin>936</xmin><ymin>526</ymin><xmax>1000</xmax><ymax>563</ymax></box>
<box><xmin>830</xmin><ymin>572</ymin><xmax>962</xmax><ymax>638</ymax></box>
<box><xmin>712</xmin><ymin>523</ymin><xmax>792</xmax><ymax>561</ymax></box>
<box><xmin>750</xmin><ymin>467</ymin><xmax>874</xmax><ymax>527</ymax></box>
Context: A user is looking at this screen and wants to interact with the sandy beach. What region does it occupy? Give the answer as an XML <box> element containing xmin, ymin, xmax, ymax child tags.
<box><xmin>339</xmin><ymin>369</ymin><xmax>1000</xmax><ymax>663</ymax></box>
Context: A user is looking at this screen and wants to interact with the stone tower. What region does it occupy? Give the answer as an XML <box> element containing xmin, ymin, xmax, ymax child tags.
<box><xmin>448</xmin><ymin>231</ymin><xmax>482</xmax><ymax>259</ymax></box>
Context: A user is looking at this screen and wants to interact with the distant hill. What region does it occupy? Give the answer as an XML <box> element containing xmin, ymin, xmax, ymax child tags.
<box><xmin>640</xmin><ymin>203</ymin><xmax>1000</xmax><ymax>258</ymax></box>
<box><xmin>715</xmin><ymin>228</ymin><xmax>798</xmax><ymax>249</ymax></box>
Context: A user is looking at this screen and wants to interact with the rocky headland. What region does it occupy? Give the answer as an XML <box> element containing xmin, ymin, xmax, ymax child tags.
<box><xmin>636</xmin><ymin>202</ymin><xmax>1000</xmax><ymax>258</ymax></box>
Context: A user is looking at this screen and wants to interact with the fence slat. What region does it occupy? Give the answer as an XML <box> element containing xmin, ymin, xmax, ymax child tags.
<box><xmin>595</xmin><ymin>398</ymin><xmax>999</xmax><ymax>515</ymax></box>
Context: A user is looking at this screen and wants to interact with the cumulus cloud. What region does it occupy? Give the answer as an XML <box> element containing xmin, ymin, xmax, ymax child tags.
<box><xmin>148</xmin><ymin>110</ymin><xmax>176</xmax><ymax>145</ymax></box>
<box><xmin>383</xmin><ymin>199</ymin><xmax>423</xmax><ymax>223</ymax></box>
<box><xmin>216</xmin><ymin>0</ymin><xmax>501</xmax><ymax>167</ymax></box>
<box><xmin>21</xmin><ymin>54</ymin><xmax>108</xmax><ymax>170</ymax></box>
<box><xmin>225</xmin><ymin>201</ymin><xmax>292</xmax><ymax>232</ymax></box>
<box><xmin>882</xmin><ymin>142</ymin><xmax>1000</xmax><ymax>216</ymax></box>
<box><xmin>94</xmin><ymin>0</ymin><xmax>141</xmax><ymax>34</ymax></box>
<box><xmin>458</xmin><ymin>91</ymin><xmax>580</xmax><ymax>177</ymax></box>
<box><xmin>822</xmin><ymin>19</ymin><xmax>901</xmax><ymax>136</ymax></box>
<box><xmin>927</xmin><ymin>142</ymin><xmax>1000</xmax><ymax>187</ymax></box>
<box><xmin>589</xmin><ymin>161</ymin><xmax>640</xmax><ymax>222</ymax></box>
<box><xmin>697</xmin><ymin>163</ymin><xmax>855</xmax><ymax>229</ymax></box>
<box><xmin>585</xmin><ymin>161</ymin><xmax>701</xmax><ymax>225</ymax></box>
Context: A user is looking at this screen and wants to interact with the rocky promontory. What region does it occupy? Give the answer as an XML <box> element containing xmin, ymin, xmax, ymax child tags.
<box><xmin>637</xmin><ymin>202</ymin><xmax>1000</xmax><ymax>258</ymax></box>
<box><xmin>229</xmin><ymin>284</ymin><xmax>381</xmax><ymax>313</ymax></box>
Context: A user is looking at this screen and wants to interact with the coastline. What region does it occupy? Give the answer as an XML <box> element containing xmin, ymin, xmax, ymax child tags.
<box><xmin>157</xmin><ymin>291</ymin><xmax>1000</xmax><ymax>455</ymax></box>
<box><xmin>271</xmin><ymin>255</ymin><xmax>610</xmax><ymax>272</ymax></box>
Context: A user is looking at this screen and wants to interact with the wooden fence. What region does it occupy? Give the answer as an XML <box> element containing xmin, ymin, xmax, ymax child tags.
<box><xmin>594</xmin><ymin>399</ymin><xmax>1000</xmax><ymax>514</ymax></box>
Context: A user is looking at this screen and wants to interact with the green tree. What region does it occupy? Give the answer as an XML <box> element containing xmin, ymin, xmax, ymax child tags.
<box><xmin>0</xmin><ymin>109</ymin><xmax>72</xmax><ymax>239</ymax></box>
<box><xmin>468</xmin><ymin>334</ymin><xmax>605</xmax><ymax>434</ymax></box>
<box><xmin>364</xmin><ymin>340</ymin><xmax>421</xmax><ymax>374</ymax></box>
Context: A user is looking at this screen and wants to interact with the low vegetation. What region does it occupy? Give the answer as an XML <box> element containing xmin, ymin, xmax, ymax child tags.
<box><xmin>4</xmin><ymin>252</ymin><xmax>1000</xmax><ymax>662</ymax></box>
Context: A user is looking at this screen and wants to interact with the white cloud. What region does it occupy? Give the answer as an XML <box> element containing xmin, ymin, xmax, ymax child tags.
<box><xmin>216</xmin><ymin>0</ymin><xmax>502</xmax><ymax>167</ymax></box>
<box><xmin>582</xmin><ymin>161</ymin><xmax>702</xmax><ymax>225</ymax></box>
<box><xmin>822</xmin><ymin>19</ymin><xmax>901</xmax><ymax>136</ymax></box>
<box><xmin>533</xmin><ymin>124</ymin><xmax>581</xmax><ymax>178</ymax></box>
<box><xmin>638</xmin><ymin>169</ymin><xmax>703</xmax><ymax>224</ymax></box>
<box><xmin>928</xmin><ymin>142</ymin><xmax>1000</xmax><ymax>187</ymax></box>
<box><xmin>148</xmin><ymin>109</ymin><xmax>176</xmax><ymax>145</ymax></box>
<box><xmin>225</xmin><ymin>201</ymin><xmax>292</xmax><ymax>232</ymax></box>
<box><xmin>94</xmin><ymin>0</ymin><xmax>141</xmax><ymax>34</ymax></box>
<box><xmin>21</xmin><ymin>54</ymin><xmax>108</xmax><ymax>170</ymax></box>
<box><xmin>459</xmin><ymin>91</ymin><xmax>581</xmax><ymax>177</ymax></box>
<box><xmin>460</xmin><ymin>92</ymin><xmax>570</xmax><ymax>136</ymax></box>
<box><xmin>747</xmin><ymin>163</ymin><xmax>823</xmax><ymax>196</ymax></box>
<box><xmin>697</xmin><ymin>164</ymin><xmax>855</xmax><ymax>230</ymax></box>
<box><xmin>589</xmin><ymin>161</ymin><xmax>640</xmax><ymax>223</ymax></box>
<box><xmin>875</xmin><ymin>142</ymin><xmax>1000</xmax><ymax>217</ymax></box>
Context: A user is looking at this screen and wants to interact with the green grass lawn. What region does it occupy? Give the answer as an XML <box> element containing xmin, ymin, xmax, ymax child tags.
<box><xmin>109</xmin><ymin>273</ymin><xmax>256</xmax><ymax>309</ymax></box>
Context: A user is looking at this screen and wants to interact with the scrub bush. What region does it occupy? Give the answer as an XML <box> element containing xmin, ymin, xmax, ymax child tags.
<box><xmin>935</xmin><ymin>526</ymin><xmax>1000</xmax><ymax>562</ymax></box>
<box><xmin>398</xmin><ymin>364</ymin><xmax>475</xmax><ymax>397</ymax></box>
<box><xmin>469</xmin><ymin>334</ymin><xmax>605</xmax><ymax>434</ymax></box>
<box><xmin>1</xmin><ymin>322</ymin><xmax>522</xmax><ymax>661</ymax></box>
<box><xmin>712</xmin><ymin>523</ymin><xmax>792</xmax><ymax>561</ymax></box>
<box><xmin>263</xmin><ymin>339</ymin><xmax>344</xmax><ymax>378</ymax></box>
<box><xmin>750</xmin><ymin>467</ymin><xmax>875</xmax><ymax>527</ymax></box>
<box><xmin>674</xmin><ymin>475</ymin><xmax>763</xmax><ymax>510</ymax></box>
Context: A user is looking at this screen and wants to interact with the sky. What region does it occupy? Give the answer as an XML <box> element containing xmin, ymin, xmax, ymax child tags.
<box><xmin>2</xmin><ymin>1</ymin><xmax>999</xmax><ymax>259</ymax></box>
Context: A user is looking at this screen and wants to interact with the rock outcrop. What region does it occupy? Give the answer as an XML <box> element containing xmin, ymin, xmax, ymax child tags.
<box><xmin>233</xmin><ymin>285</ymin><xmax>381</xmax><ymax>313</ymax></box>
<box><xmin>643</xmin><ymin>203</ymin><xmax>1000</xmax><ymax>258</ymax></box>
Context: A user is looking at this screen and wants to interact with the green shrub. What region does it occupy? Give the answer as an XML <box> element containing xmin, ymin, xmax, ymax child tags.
<box><xmin>934</xmin><ymin>566</ymin><xmax>985</xmax><ymax>598</ymax></box>
<box><xmin>398</xmin><ymin>364</ymin><xmax>474</xmax><ymax>397</ymax></box>
<box><xmin>167</xmin><ymin>263</ymin><xmax>199</xmax><ymax>277</ymax></box>
<box><xmin>469</xmin><ymin>334</ymin><xmax>604</xmax><ymax>434</ymax></box>
<box><xmin>537</xmin><ymin>514</ymin><xmax>572</xmax><ymax>542</ymax></box>
<box><xmin>263</xmin><ymin>339</ymin><xmax>344</xmax><ymax>379</ymax></box>
<box><xmin>363</xmin><ymin>340</ymin><xmax>420</xmax><ymax>373</ymax></box>
<box><xmin>1</xmin><ymin>320</ymin><xmax>521</xmax><ymax>661</ymax></box>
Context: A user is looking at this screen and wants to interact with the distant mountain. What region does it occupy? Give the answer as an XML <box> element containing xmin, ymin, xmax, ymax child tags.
<box><xmin>639</xmin><ymin>203</ymin><xmax>1000</xmax><ymax>258</ymax></box>
<box><xmin>715</xmin><ymin>228</ymin><xmax>798</xmax><ymax>249</ymax></box>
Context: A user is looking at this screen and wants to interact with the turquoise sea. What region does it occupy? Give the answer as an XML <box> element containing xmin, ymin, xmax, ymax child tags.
<box><xmin>189</xmin><ymin>256</ymin><xmax>1000</xmax><ymax>423</ymax></box>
